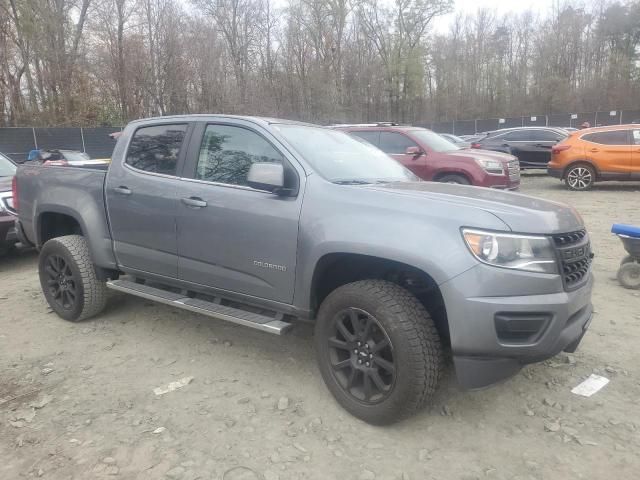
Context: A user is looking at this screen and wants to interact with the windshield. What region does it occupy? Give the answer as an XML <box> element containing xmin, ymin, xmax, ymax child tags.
<box><xmin>0</xmin><ymin>154</ymin><xmax>17</xmax><ymax>177</ymax></box>
<box><xmin>61</xmin><ymin>151</ymin><xmax>91</xmax><ymax>162</ymax></box>
<box><xmin>276</xmin><ymin>125</ymin><xmax>417</xmax><ymax>183</ymax></box>
<box><xmin>411</xmin><ymin>130</ymin><xmax>461</xmax><ymax>152</ymax></box>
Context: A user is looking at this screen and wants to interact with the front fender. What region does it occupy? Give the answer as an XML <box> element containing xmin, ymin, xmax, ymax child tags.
<box><xmin>292</xmin><ymin>176</ymin><xmax>508</xmax><ymax>312</ymax></box>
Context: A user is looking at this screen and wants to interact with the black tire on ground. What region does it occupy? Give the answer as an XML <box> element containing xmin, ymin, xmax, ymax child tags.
<box><xmin>38</xmin><ymin>235</ymin><xmax>107</xmax><ymax>321</ymax></box>
<box><xmin>314</xmin><ymin>280</ymin><xmax>443</xmax><ymax>425</ymax></box>
<box><xmin>564</xmin><ymin>163</ymin><xmax>595</xmax><ymax>191</ymax></box>
<box><xmin>437</xmin><ymin>174</ymin><xmax>470</xmax><ymax>185</ymax></box>
<box><xmin>617</xmin><ymin>262</ymin><xmax>640</xmax><ymax>290</ymax></box>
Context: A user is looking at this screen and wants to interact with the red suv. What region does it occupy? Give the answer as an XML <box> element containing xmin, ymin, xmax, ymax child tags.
<box><xmin>333</xmin><ymin>124</ymin><xmax>520</xmax><ymax>189</ymax></box>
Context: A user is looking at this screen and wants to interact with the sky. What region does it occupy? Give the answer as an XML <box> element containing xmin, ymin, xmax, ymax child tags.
<box><xmin>434</xmin><ymin>0</ymin><xmax>558</xmax><ymax>33</ymax></box>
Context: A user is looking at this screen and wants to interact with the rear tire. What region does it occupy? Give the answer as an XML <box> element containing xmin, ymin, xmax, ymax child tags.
<box><xmin>38</xmin><ymin>235</ymin><xmax>107</xmax><ymax>321</ymax></box>
<box><xmin>438</xmin><ymin>174</ymin><xmax>470</xmax><ymax>185</ymax></box>
<box><xmin>565</xmin><ymin>164</ymin><xmax>595</xmax><ymax>191</ymax></box>
<box><xmin>618</xmin><ymin>262</ymin><xmax>640</xmax><ymax>290</ymax></box>
<box><xmin>314</xmin><ymin>280</ymin><xmax>443</xmax><ymax>425</ymax></box>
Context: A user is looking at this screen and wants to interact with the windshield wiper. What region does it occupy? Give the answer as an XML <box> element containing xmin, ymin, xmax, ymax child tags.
<box><xmin>332</xmin><ymin>179</ymin><xmax>373</xmax><ymax>185</ymax></box>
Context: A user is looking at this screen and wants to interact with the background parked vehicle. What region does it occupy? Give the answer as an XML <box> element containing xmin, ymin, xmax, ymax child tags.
<box><xmin>334</xmin><ymin>124</ymin><xmax>520</xmax><ymax>189</ymax></box>
<box><xmin>471</xmin><ymin>127</ymin><xmax>569</xmax><ymax>168</ymax></box>
<box><xmin>0</xmin><ymin>152</ymin><xmax>17</xmax><ymax>255</ymax></box>
<box><xmin>439</xmin><ymin>133</ymin><xmax>471</xmax><ymax>148</ymax></box>
<box><xmin>548</xmin><ymin>124</ymin><xmax>640</xmax><ymax>190</ymax></box>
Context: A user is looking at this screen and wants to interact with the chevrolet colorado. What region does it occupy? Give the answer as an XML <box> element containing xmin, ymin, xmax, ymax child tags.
<box><xmin>14</xmin><ymin>115</ymin><xmax>594</xmax><ymax>424</ymax></box>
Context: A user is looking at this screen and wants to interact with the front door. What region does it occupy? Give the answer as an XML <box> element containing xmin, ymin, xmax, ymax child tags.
<box><xmin>377</xmin><ymin>131</ymin><xmax>426</xmax><ymax>176</ymax></box>
<box><xmin>105</xmin><ymin>123</ymin><xmax>190</xmax><ymax>278</ymax></box>
<box><xmin>175</xmin><ymin>122</ymin><xmax>303</xmax><ymax>304</ymax></box>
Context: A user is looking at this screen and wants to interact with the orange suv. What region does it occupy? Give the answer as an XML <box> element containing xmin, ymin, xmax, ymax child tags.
<box><xmin>548</xmin><ymin>124</ymin><xmax>640</xmax><ymax>190</ymax></box>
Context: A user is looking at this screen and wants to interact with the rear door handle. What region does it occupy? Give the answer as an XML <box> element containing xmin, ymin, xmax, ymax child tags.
<box><xmin>113</xmin><ymin>186</ymin><xmax>132</xmax><ymax>195</ymax></box>
<box><xmin>589</xmin><ymin>148</ymin><xmax>599</xmax><ymax>152</ymax></box>
<box><xmin>181</xmin><ymin>197</ymin><xmax>207</xmax><ymax>208</ymax></box>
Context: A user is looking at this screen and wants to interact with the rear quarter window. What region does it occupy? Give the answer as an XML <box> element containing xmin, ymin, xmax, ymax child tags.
<box><xmin>581</xmin><ymin>130</ymin><xmax>630</xmax><ymax>145</ymax></box>
<box><xmin>125</xmin><ymin>124</ymin><xmax>188</xmax><ymax>175</ymax></box>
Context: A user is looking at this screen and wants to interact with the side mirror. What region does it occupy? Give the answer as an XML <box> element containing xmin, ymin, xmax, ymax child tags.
<box><xmin>405</xmin><ymin>146</ymin><xmax>423</xmax><ymax>157</ymax></box>
<box><xmin>247</xmin><ymin>162</ymin><xmax>285</xmax><ymax>193</ymax></box>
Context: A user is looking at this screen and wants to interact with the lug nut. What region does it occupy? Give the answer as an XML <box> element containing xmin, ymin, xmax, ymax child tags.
<box><xmin>354</xmin><ymin>349</ymin><xmax>358</xmax><ymax>353</ymax></box>
<box><xmin>365</xmin><ymin>362</ymin><xmax>370</xmax><ymax>367</ymax></box>
<box><xmin>358</xmin><ymin>359</ymin><xmax>363</xmax><ymax>364</ymax></box>
<box><xmin>357</xmin><ymin>341</ymin><xmax>361</xmax><ymax>346</ymax></box>
<box><xmin>369</xmin><ymin>353</ymin><xmax>373</xmax><ymax>358</ymax></box>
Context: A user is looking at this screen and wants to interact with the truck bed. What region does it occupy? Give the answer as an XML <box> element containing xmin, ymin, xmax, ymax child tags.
<box><xmin>16</xmin><ymin>164</ymin><xmax>117</xmax><ymax>270</ymax></box>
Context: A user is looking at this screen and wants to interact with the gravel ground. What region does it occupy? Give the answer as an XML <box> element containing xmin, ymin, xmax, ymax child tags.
<box><xmin>1</xmin><ymin>174</ymin><xmax>639</xmax><ymax>480</ymax></box>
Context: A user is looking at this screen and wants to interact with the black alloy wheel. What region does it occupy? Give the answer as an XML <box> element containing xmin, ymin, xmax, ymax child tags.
<box><xmin>43</xmin><ymin>254</ymin><xmax>78</xmax><ymax>311</ymax></box>
<box><xmin>328</xmin><ymin>308</ymin><xmax>395</xmax><ymax>404</ymax></box>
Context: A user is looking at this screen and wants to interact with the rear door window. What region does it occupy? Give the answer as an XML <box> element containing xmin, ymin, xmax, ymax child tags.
<box><xmin>349</xmin><ymin>131</ymin><xmax>380</xmax><ymax>146</ymax></box>
<box><xmin>378</xmin><ymin>132</ymin><xmax>419</xmax><ymax>154</ymax></box>
<box><xmin>125</xmin><ymin>124</ymin><xmax>188</xmax><ymax>176</ymax></box>
<box><xmin>500</xmin><ymin>130</ymin><xmax>531</xmax><ymax>141</ymax></box>
<box><xmin>529</xmin><ymin>130</ymin><xmax>564</xmax><ymax>142</ymax></box>
<box><xmin>631</xmin><ymin>130</ymin><xmax>640</xmax><ymax>145</ymax></box>
<box><xmin>582</xmin><ymin>130</ymin><xmax>630</xmax><ymax>145</ymax></box>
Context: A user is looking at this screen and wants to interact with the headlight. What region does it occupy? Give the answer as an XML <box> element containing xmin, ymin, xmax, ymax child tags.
<box><xmin>475</xmin><ymin>158</ymin><xmax>504</xmax><ymax>175</ymax></box>
<box><xmin>462</xmin><ymin>229</ymin><xmax>558</xmax><ymax>274</ymax></box>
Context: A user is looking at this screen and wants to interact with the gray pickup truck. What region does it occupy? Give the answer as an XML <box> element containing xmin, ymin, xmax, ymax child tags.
<box><xmin>15</xmin><ymin>115</ymin><xmax>594</xmax><ymax>424</ymax></box>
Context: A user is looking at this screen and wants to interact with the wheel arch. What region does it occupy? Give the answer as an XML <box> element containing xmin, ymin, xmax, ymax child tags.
<box><xmin>36</xmin><ymin>208</ymin><xmax>86</xmax><ymax>246</ymax></box>
<box><xmin>35</xmin><ymin>205</ymin><xmax>118</xmax><ymax>274</ymax></box>
<box><xmin>562</xmin><ymin>160</ymin><xmax>600</xmax><ymax>180</ymax></box>
<box><xmin>432</xmin><ymin>169</ymin><xmax>472</xmax><ymax>184</ymax></box>
<box><xmin>309</xmin><ymin>252</ymin><xmax>450</xmax><ymax>343</ymax></box>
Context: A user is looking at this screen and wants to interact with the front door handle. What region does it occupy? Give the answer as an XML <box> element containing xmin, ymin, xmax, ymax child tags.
<box><xmin>589</xmin><ymin>148</ymin><xmax>599</xmax><ymax>152</ymax></box>
<box><xmin>113</xmin><ymin>186</ymin><xmax>132</xmax><ymax>195</ymax></box>
<box><xmin>181</xmin><ymin>197</ymin><xmax>207</xmax><ymax>208</ymax></box>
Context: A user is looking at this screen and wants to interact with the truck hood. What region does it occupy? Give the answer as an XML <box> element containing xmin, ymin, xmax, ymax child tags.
<box><xmin>365</xmin><ymin>181</ymin><xmax>583</xmax><ymax>234</ymax></box>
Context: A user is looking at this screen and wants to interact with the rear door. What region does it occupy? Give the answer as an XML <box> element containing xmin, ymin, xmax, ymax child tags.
<box><xmin>582</xmin><ymin>130</ymin><xmax>632</xmax><ymax>177</ymax></box>
<box><xmin>488</xmin><ymin>130</ymin><xmax>533</xmax><ymax>166</ymax></box>
<box><xmin>174</xmin><ymin>121</ymin><xmax>303</xmax><ymax>304</ymax></box>
<box><xmin>632</xmin><ymin>129</ymin><xmax>640</xmax><ymax>180</ymax></box>
<box><xmin>528</xmin><ymin>129</ymin><xmax>564</xmax><ymax>167</ymax></box>
<box><xmin>105</xmin><ymin>123</ymin><xmax>190</xmax><ymax>278</ymax></box>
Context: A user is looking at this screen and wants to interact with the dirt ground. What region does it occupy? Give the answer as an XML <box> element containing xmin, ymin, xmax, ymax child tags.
<box><xmin>1</xmin><ymin>174</ymin><xmax>639</xmax><ymax>480</ymax></box>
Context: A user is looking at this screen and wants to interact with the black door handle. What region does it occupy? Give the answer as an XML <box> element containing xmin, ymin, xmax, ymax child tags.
<box><xmin>113</xmin><ymin>186</ymin><xmax>132</xmax><ymax>195</ymax></box>
<box><xmin>181</xmin><ymin>197</ymin><xmax>207</xmax><ymax>208</ymax></box>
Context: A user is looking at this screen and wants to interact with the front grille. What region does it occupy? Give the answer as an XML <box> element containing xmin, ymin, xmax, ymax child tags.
<box><xmin>507</xmin><ymin>160</ymin><xmax>520</xmax><ymax>179</ymax></box>
<box><xmin>551</xmin><ymin>229</ymin><xmax>592</xmax><ymax>290</ymax></box>
<box><xmin>553</xmin><ymin>229</ymin><xmax>587</xmax><ymax>246</ymax></box>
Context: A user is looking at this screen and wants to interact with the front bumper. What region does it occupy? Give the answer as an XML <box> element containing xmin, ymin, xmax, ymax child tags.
<box><xmin>440</xmin><ymin>264</ymin><xmax>593</xmax><ymax>389</ymax></box>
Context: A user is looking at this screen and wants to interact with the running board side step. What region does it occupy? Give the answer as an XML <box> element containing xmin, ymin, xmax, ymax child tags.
<box><xmin>106</xmin><ymin>279</ymin><xmax>292</xmax><ymax>335</ymax></box>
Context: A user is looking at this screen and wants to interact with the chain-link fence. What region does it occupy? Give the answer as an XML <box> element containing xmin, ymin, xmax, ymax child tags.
<box><xmin>423</xmin><ymin>110</ymin><xmax>640</xmax><ymax>136</ymax></box>
<box><xmin>0</xmin><ymin>126</ymin><xmax>122</xmax><ymax>163</ymax></box>
<box><xmin>1</xmin><ymin>110</ymin><xmax>640</xmax><ymax>162</ymax></box>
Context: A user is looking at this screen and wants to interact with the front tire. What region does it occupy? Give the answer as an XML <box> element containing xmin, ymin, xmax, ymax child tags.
<box><xmin>565</xmin><ymin>164</ymin><xmax>595</xmax><ymax>191</ymax></box>
<box><xmin>314</xmin><ymin>280</ymin><xmax>443</xmax><ymax>425</ymax></box>
<box><xmin>39</xmin><ymin>235</ymin><xmax>107</xmax><ymax>321</ymax></box>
